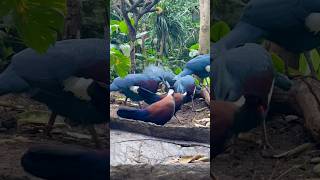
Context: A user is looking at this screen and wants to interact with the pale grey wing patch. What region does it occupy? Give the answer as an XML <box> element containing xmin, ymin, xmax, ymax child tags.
<box><xmin>63</xmin><ymin>76</ymin><xmax>93</xmax><ymax>101</ymax></box>
<box><xmin>305</xmin><ymin>13</ymin><xmax>320</xmax><ymax>35</ymax></box>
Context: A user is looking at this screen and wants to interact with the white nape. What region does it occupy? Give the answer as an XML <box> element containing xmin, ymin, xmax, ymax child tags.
<box><xmin>233</xmin><ymin>95</ymin><xmax>245</xmax><ymax>107</ymax></box>
<box><xmin>129</xmin><ymin>86</ymin><xmax>139</xmax><ymax>94</ymax></box>
<box><xmin>205</xmin><ymin>65</ymin><xmax>210</xmax><ymax>72</ymax></box>
<box><xmin>63</xmin><ymin>76</ymin><xmax>93</xmax><ymax>101</ymax></box>
<box><xmin>305</xmin><ymin>13</ymin><xmax>320</xmax><ymax>35</ymax></box>
<box><xmin>167</xmin><ymin>89</ymin><xmax>174</xmax><ymax>96</ymax></box>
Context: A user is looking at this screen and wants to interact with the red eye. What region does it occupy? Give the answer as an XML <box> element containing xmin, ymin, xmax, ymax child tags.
<box><xmin>258</xmin><ymin>105</ymin><xmax>265</xmax><ymax>113</ymax></box>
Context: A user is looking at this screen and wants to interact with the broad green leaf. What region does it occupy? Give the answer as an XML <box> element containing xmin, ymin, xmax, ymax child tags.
<box><xmin>13</xmin><ymin>0</ymin><xmax>66</xmax><ymax>53</ymax></box>
<box><xmin>110</xmin><ymin>20</ymin><xmax>120</xmax><ymax>25</ymax></box>
<box><xmin>211</xmin><ymin>21</ymin><xmax>230</xmax><ymax>43</ymax></box>
<box><xmin>203</xmin><ymin>77</ymin><xmax>210</xmax><ymax>86</ymax></box>
<box><xmin>174</xmin><ymin>67</ymin><xmax>182</xmax><ymax>75</ymax></box>
<box><xmin>0</xmin><ymin>0</ymin><xmax>14</xmax><ymax>17</ymax></box>
<box><xmin>110</xmin><ymin>48</ymin><xmax>131</xmax><ymax>78</ymax></box>
<box><xmin>119</xmin><ymin>20</ymin><xmax>128</xmax><ymax>34</ymax></box>
<box><xmin>119</xmin><ymin>43</ymin><xmax>130</xmax><ymax>57</ymax></box>
<box><xmin>189</xmin><ymin>43</ymin><xmax>199</xmax><ymax>51</ymax></box>
<box><xmin>110</xmin><ymin>24</ymin><xmax>119</xmax><ymax>33</ymax></box>
<box><xmin>271</xmin><ymin>53</ymin><xmax>285</xmax><ymax>73</ymax></box>
<box><xmin>299</xmin><ymin>54</ymin><xmax>308</xmax><ymax>75</ymax></box>
<box><xmin>311</xmin><ymin>49</ymin><xmax>320</xmax><ymax>75</ymax></box>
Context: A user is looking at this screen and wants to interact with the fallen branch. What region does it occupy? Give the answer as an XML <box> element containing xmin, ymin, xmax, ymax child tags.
<box><xmin>200</xmin><ymin>88</ymin><xmax>210</xmax><ymax>106</ymax></box>
<box><xmin>110</xmin><ymin>117</ymin><xmax>210</xmax><ymax>144</ymax></box>
<box><xmin>272</xmin><ymin>143</ymin><xmax>314</xmax><ymax>158</ymax></box>
<box><xmin>292</xmin><ymin>78</ymin><xmax>320</xmax><ymax>143</ymax></box>
<box><xmin>0</xmin><ymin>102</ymin><xmax>25</xmax><ymax>110</ymax></box>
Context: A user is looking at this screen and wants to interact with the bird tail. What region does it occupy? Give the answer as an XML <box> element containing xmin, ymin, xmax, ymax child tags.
<box><xmin>21</xmin><ymin>145</ymin><xmax>108</xmax><ymax>180</ymax></box>
<box><xmin>117</xmin><ymin>108</ymin><xmax>149</xmax><ymax>121</ymax></box>
<box><xmin>0</xmin><ymin>66</ymin><xmax>30</xmax><ymax>95</ymax></box>
<box><xmin>137</xmin><ymin>87</ymin><xmax>162</xmax><ymax>104</ymax></box>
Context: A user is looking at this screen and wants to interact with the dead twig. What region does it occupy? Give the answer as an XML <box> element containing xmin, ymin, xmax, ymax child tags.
<box><xmin>273</xmin><ymin>143</ymin><xmax>314</xmax><ymax>158</ymax></box>
<box><xmin>274</xmin><ymin>164</ymin><xmax>302</xmax><ymax>180</ymax></box>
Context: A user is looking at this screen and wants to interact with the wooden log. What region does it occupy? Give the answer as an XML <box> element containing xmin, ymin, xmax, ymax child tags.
<box><xmin>200</xmin><ymin>88</ymin><xmax>210</xmax><ymax>106</ymax></box>
<box><xmin>269</xmin><ymin>86</ymin><xmax>302</xmax><ymax>116</ymax></box>
<box><xmin>110</xmin><ymin>164</ymin><xmax>210</xmax><ymax>180</ymax></box>
<box><xmin>110</xmin><ymin>117</ymin><xmax>210</xmax><ymax>144</ymax></box>
<box><xmin>292</xmin><ymin>77</ymin><xmax>320</xmax><ymax>143</ymax></box>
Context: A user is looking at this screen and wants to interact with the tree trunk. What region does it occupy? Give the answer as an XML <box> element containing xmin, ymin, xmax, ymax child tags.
<box><xmin>63</xmin><ymin>0</ymin><xmax>81</xmax><ymax>39</ymax></box>
<box><xmin>199</xmin><ymin>0</ymin><xmax>210</xmax><ymax>54</ymax></box>
<box><xmin>129</xmin><ymin>39</ymin><xmax>136</xmax><ymax>73</ymax></box>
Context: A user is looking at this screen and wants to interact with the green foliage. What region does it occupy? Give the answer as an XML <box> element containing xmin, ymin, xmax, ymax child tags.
<box><xmin>194</xmin><ymin>76</ymin><xmax>200</xmax><ymax>86</ymax></box>
<box><xmin>189</xmin><ymin>43</ymin><xmax>199</xmax><ymax>51</ymax></box>
<box><xmin>203</xmin><ymin>77</ymin><xmax>210</xmax><ymax>86</ymax></box>
<box><xmin>110</xmin><ymin>47</ymin><xmax>131</xmax><ymax>78</ymax></box>
<box><xmin>299</xmin><ymin>50</ymin><xmax>320</xmax><ymax>78</ymax></box>
<box><xmin>271</xmin><ymin>53</ymin><xmax>285</xmax><ymax>74</ymax></box>
<box><xmin>174</xmin><ymin>67</ymin><xmax>182</xmax><ymax>75</ymax></box>
<box><xmin>110</xmin><ymin>0</ymin><xmax>200</xmax><ymax>78</ymax></box>
<box><xmin>211</xmin><ymin>21</ymin><xmax>230</xmax><ymax>42</ymax></box>
<box><xmin>0</xmin><ymin>0</ymin><xmax>66</xmax><ymax>53</ymax></box>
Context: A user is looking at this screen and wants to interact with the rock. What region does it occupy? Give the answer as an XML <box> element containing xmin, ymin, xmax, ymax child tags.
<box><xmin>311</xmin><ymin>157</ymin><xmax>320</xmax><ymax>164</ymax></box>
<box><xmin>285</xmin><ymin>115</ymin><xmax>299</xmax><ymax>122</ymax></box>
<box><xmin>0</xmin><ymin>128</ymin><xmax>7</xmax><ymax>132</ymax></box>
<box><xmin>2</xmin><ymin>118</ymin><xmax>17</xmax><ymax>129</ymax></box>
<box><xmin>313</xmin><ymin>163</ymin><xmax>320</xmax><ymax>176</ymax></box>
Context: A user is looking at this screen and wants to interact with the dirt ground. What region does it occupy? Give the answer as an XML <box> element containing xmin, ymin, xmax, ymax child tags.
<box><xmin>0</xmin><ymin>94</ymin><xmax>107</xmax><ymax>180</ymax></box>
<box><xmin>213</xmin><ymin>114</ymin><xmax>320</xmax><ymax>180</ymax></box>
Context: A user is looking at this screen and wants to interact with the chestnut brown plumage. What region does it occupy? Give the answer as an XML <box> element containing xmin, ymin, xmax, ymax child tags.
<box><xmin>117</xmin><ymin>89</ymin><xmax>176</xmax><ymax>125</ymax></box>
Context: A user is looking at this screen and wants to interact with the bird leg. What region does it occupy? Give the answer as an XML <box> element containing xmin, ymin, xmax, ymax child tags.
<box><xmin>87</xmin><ymin>125</ymin><xmax>102</xmax><ymax>149</ymax></box>
<box><xmin>45</xmin><ymin>112</ymin><xmax>57</xmax><ymax>137</ymax></box>
<box><xmin>262</xmin><ymin>117</ymin><xmax>274</xmax><ymax>150</ymax></box>
<box><xmin>191</xmin><ymin>87</ymin><xmax>196</xmax><ymax>111</ymax></box>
